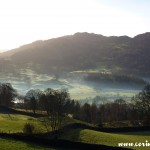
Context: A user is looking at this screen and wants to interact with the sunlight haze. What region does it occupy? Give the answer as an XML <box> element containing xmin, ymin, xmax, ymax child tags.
<box><xmin>0</xmin><ymin>0</ymin><xmax>149</xmax><ymax>51</ymax></box>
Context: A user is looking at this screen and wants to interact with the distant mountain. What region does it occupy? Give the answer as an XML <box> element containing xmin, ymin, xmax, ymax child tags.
<box><xmin>1</xmin><ymin>32</ymin><xmax>150</xmax><ymax>75</ymax></box>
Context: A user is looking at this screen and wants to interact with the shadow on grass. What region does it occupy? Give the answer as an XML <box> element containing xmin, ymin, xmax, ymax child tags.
<box><xmin>25</xmin><ymin>140</ymin><xmax>67</xmax><ymax>150</ymax></box>
<box><xmin>0</xmin><ymin>132</ymin><xmax>132</xmax><ymax>150</ymax></box>
<box><xmin>119</xmin><ymin>131</ymin><xmax>150</xmax><ymax>136</ymax></box>
<box><xmin>60</xmin><ymin>128</ymin><xmax>82</xmax><ymax>142</ymax></box>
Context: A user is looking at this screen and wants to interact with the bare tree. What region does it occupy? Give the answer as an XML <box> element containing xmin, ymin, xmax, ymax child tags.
<box><xmin>25</xmin><ymin>89</ymin><xmax>41</xmax><ymax>114</ymax></box>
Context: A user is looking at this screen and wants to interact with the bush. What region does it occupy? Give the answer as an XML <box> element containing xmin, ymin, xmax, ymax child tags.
<box><xmin>23</xmin><ymin>123</ymin><xmax>35</xmax><ymax>134</ymax></box>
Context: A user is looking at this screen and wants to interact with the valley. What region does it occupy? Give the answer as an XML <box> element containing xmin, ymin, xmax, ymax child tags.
<box><xmin>0</xmin><ymin>32</ymin><xmax>150</xmax><ymax>150</ymax></box>
<box><xmin>0</xmin><ymin>68</ymin><xmax>143</xmax><ymax>102</ymax></box>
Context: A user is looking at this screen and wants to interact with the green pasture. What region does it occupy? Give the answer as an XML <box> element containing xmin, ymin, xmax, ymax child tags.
<box><xmin>0</xmin><ymin>113</ymin><xmax>46</xmax><ymax>133</ymax></box>
<box><xmin>0</xmin><ymin>111</ymin><xmax>150</xmax><ymax>150</ymax></box>
<box><xmin>61</xmin><ymin>128</ymin><xmax>150</xmax><ymax>150</ymax></box>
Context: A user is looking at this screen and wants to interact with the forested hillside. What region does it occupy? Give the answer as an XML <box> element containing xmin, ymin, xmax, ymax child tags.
<box><xmin>1</xmin><ymin>32</ymin><xmax>150</xmax><ymax>75</ymax></box>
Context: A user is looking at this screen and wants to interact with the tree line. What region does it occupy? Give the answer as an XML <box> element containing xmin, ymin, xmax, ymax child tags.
<box><xmin>0</xmin><ymin>82</ymin><xmax>150</xmax><ymax>129</ymax></box>
<box><xmin>74</xmin><ymin>83</ymin><xmax>150</xmax><ymax>126</ymax></box>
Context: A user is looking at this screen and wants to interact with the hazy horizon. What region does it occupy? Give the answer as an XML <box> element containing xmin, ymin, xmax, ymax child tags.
<box><xmin>0</xmin><ymin>0</ymin><xmax>149</xmax><ymax>51</ymax></box>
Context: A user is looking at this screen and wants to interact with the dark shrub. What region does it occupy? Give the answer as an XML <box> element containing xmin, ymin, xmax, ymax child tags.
<box><xmin>23</xmin><ymin>123</ymin><xmax>35</xmax><ymax>134</ymax></box>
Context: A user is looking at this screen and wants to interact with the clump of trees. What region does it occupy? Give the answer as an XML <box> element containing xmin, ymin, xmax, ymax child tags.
<box><xmin>39</xmin><ymin>88</ymin><xmax>71</xmax><ymax>131</ymax></box>
<box><xmin>23</xmin><ymin>88</ymin><xmax>75</xmax><ymax>132</ymax></box>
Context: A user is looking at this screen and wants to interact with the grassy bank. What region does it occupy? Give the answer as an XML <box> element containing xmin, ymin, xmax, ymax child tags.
<box><xmin>61</xmin><ymin>128</ymin><xmax>150</xmax><ymax>150</ymax></box>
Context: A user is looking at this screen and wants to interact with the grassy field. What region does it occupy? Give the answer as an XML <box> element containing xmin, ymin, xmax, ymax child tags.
<box><xmin>60</xmin><ymin>128</ymin><xmax>150</xmax><ymax>150</ymax></box>
<box><xmin>0</xmin><ymin>109</ymin><xmax>150</xmax><ymax>150</ymax></box>
<box><xmin>0</xmin><ymin>113</ymin><xmax>47</xmax><ymax>133</ymax></box>
<box><xmin>0</xmin><ymin>111</ymin><xmax>91</xmax><ymax>133</ymax></box>
<box><xmin>0</xmin><ymin>137</ymin><xmax>64</xmax><ymax>150</ymax></box>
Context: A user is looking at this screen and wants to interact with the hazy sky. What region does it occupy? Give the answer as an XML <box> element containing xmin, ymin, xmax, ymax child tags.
<box><xmin>0</xmin><ymin>0</ymin><xmax>149</xmax><ymax>51</ymax></box>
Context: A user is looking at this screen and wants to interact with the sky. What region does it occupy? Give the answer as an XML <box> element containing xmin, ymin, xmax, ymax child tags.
<box><xmin>0</xmin><ymin>0</ymin><xmax>149</xmax><ymax>51</ymax></box>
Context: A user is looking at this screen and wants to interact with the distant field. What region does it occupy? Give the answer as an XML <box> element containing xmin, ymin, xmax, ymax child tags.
<box><xmin>61</xmin><ymin>128</ymin><xmax>150</xmax><ymax>150</ymax></box>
